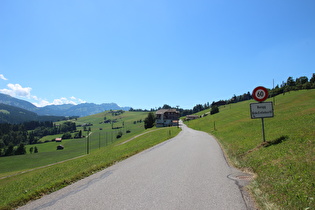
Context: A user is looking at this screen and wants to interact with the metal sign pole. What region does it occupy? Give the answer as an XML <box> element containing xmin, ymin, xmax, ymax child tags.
<box><xmin>261</xmin><ymin>118</ymin><xmax>266</xmax><ymax>142</ymax></box>
<box><xmin>251</xmin><ymin>86</ymin><xmax>274</xmax><ymax>143</ymax></box>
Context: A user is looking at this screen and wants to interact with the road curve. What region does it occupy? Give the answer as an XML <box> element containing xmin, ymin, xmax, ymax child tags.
<box><xmin>19</xmin><ymin>122</ymin><xmax>253</xmax><ymax>210</ymax></box>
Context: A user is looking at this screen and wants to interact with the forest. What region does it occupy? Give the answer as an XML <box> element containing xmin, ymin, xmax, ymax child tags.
<box><xmin>0</xmin><ymin>121</ymin><xmax>76</xmax><ymax>156</ymax></box>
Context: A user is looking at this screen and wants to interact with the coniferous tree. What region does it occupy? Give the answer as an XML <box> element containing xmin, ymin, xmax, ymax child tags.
<box><xmin>5</xmin><ymin>144</ymin><xmax>14</xmax><ymax>156</ymax></box>
<box><xmin>144</xmin><ymin>112</ymin><xmax>156</xmax><ymax>129</ymax></box>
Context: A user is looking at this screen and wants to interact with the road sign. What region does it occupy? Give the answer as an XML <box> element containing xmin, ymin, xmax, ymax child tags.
<box><xmin>250</xmin><ymin>102</ymin><xmax>274</xmax><ymax>119</ymax></box>
<box><xmin>252</xmin><ymin>86</ymin><xmax>269</xmax><ymax>102</ymax></box>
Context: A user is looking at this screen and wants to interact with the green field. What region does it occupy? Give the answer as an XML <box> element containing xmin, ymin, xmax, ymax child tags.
<box><xmin>1</xmin><ymin>91</ymin><xmax>314</xmax><ymax>209</ymax></box>
<box><xmin>0</xmin><ymin>111</ymin><xmax>148</xmax><ymax>178</ymax></box>
<box><xmin>0</xmin><ymin>116</ymin><xmax>181</xmax><ymax>209</ymax></box>
<box><xmin>185</xmin><ymin>89</ymin><xmax>315</xmax><ymax>210</ymax></box>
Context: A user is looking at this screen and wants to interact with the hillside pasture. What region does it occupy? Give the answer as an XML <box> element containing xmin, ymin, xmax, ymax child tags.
<box><xmin>0</xmin><ymin>120</ymin><xmax>181</xmax><ymax>209</ymax></box>
<box><xmin>0</xmin><ymin>111</ymin><xmax>148</xmax><ymax>178</ymax></box>
<box><xmin>185</xmin><ymin>89</ymin><xmax>315</xmax><ymax>210</ymax></box>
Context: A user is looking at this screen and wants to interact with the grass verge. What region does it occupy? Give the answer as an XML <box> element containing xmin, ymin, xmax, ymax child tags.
<box><xmin>185</xmin><ymin>90</ymin><xmax>315</xmax><ymax>210</ymax></box>
<box><xmin>0</xmin><ymin>127</ymin><xmax>181</xmax><ymax>210</ymax></box>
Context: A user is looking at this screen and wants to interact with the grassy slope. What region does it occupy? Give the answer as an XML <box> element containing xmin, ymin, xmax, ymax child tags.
<box><xmin>186</xmin><ymin>90</ymin><xmax>315</xmax><ymax>210</ymax></box>
<box><xmin>0</xmin><ymin>111</ymin><xmax>148</xmax><ymax>177</ymax></box>
<box><xmin>0</xmin><ymin>126</ymin><xmax>181</xmax><ymax>209</ymax></box>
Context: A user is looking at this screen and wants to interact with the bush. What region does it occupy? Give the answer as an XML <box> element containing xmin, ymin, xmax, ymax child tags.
<box><xmin>62</xmin><ymin>132</ymin><xmax>72</xmax><ymax>139</ymax></box>
<box><xmin>57</xmin><ymin>145</ymin><xmax>64</xmax><ymax>150</ymax></box>
<box><xmin>116</xmin><ymin>131</ymin><xmax>123</xmax><ymax>139</ymax></box>
<box><xmin>210</xmin><ymin>106</ymin><xmax>219</xmax><ymax>115</ymax></box>
<box><xmin>29</xmin><ymin>147</ymin><xmax>34</xmax><ymax>154</ymax></box>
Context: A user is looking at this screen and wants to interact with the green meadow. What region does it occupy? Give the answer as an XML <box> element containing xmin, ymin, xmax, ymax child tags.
<box><xmin>185</xmin><ymin>89</ymin><xmax>315</xmax><ymax>210</ymax></box>
<box><xmin>0</xmin><ymin>111</ymin><xmax>148</xmax><ymax>179</ymax></box>
<box><xmin>0</xmin><ymin>119</ymin><xmax>180</xmax><ymax>209</ymax></box>
<box><xmin>1</xmin><ymin>91</ymin><xmax>314</xmax><ymax>209</ymax></box>
<box><xmin>0</xmin><ymin>110</ymin><xmax>181</xmax><ymax>209</ymax></box>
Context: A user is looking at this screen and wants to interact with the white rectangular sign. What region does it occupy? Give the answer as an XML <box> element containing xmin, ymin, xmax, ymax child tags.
<box><xmin>250</xmin><ymin>102</ymin><xmax>274</xmax><ymax>119</ymax></box>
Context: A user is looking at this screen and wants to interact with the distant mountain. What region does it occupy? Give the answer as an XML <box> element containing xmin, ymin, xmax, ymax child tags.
<box><xmin>0</xmin><ymin>93</ymin><xmax>132</xmax><ymax>117</ymax></box>
<box><xmin>0</xmin><ymin>93</ymin><xmax>38</xmax><ymax>112</ymax></box>
<box><xmin>35</xmin><ymin>103</ymin><xmax>131</xmax><ymax>117</ymax></box>
<box><xmin>0</xmin><ymin>103</ymin><xmax>64</xmax><ymax>124</ymax></box>
<box><xmin>35</xmin><ymin>104</ymin><xmax>76</xmax><ymax>116</ymax></box>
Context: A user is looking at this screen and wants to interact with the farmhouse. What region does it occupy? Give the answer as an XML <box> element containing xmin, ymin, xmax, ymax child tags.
<box><xmin>156</xmin><ymin>109</ymin><xmax>180</xmax><ymax>127</ymax></box>
<box><xmin>55</xmin><ymin>138</ymin><xmax>62</xmax><ymax>142</ymax></box>
<box><xmin>185</xmin><ymin>115</ymin><xmax>200</xmax><ymax>120</ymax></box>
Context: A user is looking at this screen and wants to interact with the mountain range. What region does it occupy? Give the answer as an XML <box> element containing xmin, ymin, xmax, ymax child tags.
<box><xmin>0</xmin><ymin>103</ymin><xmax>65</xmax><ymax>124</ymax></box>
<box><xmin>0</xmin><ymin>93</ymin><xmax>132</xmax><ymax>118</ymax></box>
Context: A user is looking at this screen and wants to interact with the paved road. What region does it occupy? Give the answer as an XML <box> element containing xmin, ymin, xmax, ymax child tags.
<box><xmin>19</xmin><ymin>122</ymin><xmax>253</xmax><ymax>210</ymax></box>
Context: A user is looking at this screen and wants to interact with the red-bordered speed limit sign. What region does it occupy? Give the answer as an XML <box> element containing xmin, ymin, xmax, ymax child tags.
<box><xmin>252</xmin><ymin>86</ymin><xmax>269</xmax><ymax>102</ymax></box>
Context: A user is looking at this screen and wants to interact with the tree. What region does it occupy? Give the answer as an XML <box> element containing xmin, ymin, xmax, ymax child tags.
<box><xmin>193</xmin><ymin>104</ymin><xmax>204</xmax><ymax>113</ymax></box>
<box><xmin>15</xmin><ymin>143</ymin><xmax>26</xmax><ymax>155</ymax></box>
<box><xmin>310</xmin><ymin>73</ymin><xmax>315</xmax><ymax>84</ymax></box>
<box><xmin>74</xmin><ymin>130</ymin><xmax>82</xmax><ymax>138</ymax></box>
<box><xmin>5</xmin><ymin>144</ymin><xmax>14</xmax><ymax>156</ymax></box>
<box><xmin>296</xmin><ymin>76</ymin><xmax>308</xmax><ymax>85</ymax></box>
<box><xmin>162</xmin><ymin>104</ymin><xmax>172</xmax><ymax>109</ymax></box>
<box><xmin>34</xmin><ymin>146</ymin><xmax>38</xmax><ymax>153</ymax></box>
<box><xmin>62</xmin><ymin>132</ymin><xmax>72</xmax><ymax>139</ymax></box>
<box><xmin>144</xmin><ymin>112</ymin><xmax>156</xmax><ymax>129</ymax></box>
<box><xmin>210</xmin><ymin>106</ymin><xmax>219</xmax><ymax>115</ymax></box>
<box><xmin>287</xmin><ymin>77</ymin><xmax>295</xmax><ymax>86</ymax></box>
<box><xmin>29</xmin><ymin>147</ymin><xmax>34</xmax><ymax>154</ymax></box>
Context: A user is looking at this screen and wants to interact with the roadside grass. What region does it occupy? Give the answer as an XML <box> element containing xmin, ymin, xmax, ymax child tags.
<box><xmin>0</xmin><ymin>126</ymin><xmax>181</xmax><ymax>209</ymax></box>
<box><xmin>185</xmin><ymin>89</ymin><xmax>315</xmax><ymax>210</ymax></box>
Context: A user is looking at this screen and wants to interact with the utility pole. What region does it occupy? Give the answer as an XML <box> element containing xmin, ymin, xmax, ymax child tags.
<box><xmin>86</xmin><ymin>132</ymin><xmax>90</xmax><ymax>154</ymax></box>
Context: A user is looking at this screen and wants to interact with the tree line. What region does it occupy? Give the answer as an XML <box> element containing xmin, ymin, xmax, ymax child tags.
<box><xmin>131</xmin><ymin>104</ymin><xmax>213</xmax><ymax>117</ymax></box>
<box><xmin>226</xmin><ymin>74</ymin><xmax>315</xmax><ymax>104</ymax></box>
<box><xmin>0</xmin><ymin>121</ymin><xmax>77</xmax><ymax>156</ymax></box>
<box><xmin>134</xmin><ymin>74</ymin><xmax>315</xmax><ymax>118</ymax></box>
<box><xmin>185</xmin><ymin>74</ymin><xmax>315</xmax><ymax>112</ymax></box>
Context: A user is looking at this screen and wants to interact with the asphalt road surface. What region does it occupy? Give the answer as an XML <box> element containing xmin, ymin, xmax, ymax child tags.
<box><xmin>19</xmin><ymin>121</ymin><xmax>254</xmax><ymax>210</ymax></box>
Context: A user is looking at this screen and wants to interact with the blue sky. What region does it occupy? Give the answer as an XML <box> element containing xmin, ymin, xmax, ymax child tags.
<box><xmin>1</xmin><ymin>0</ymin><xmax>314</xmax><ymax>110</ymax></box>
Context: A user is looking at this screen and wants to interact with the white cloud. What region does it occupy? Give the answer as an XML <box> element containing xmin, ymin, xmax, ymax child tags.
<box><xmin>32</xmin><ymin>96</ymin><xmax>86</xmax><ymax>107</ymax></box>
<box><xmin>52</xmin><ymin>97</ymin><xmax>77</xmax><ymax>105</ymax></box>
<box><xmin>31</xmin><ymin>95</ymin><xmax>39</xmax><ymax>101</ymax></box>
<box><xmin>0</xmin><ymin>81</ymin><xmax>86</xmax><ymax>108</ymax></box>
<box><xmin>78</xmin><ymin>98</ymin><xmax>87</xmax><ymax>103</ymax></box>
<box><xmin>32</xmin><ymin>99</ymin><xmax>51</xmax><ymax>107</ymax></box>
<box><xmin>0</xmin><ymin>74</ymin><xmax>8</xmax><ymax>80</ymax></box>
<box><xmin>0</xmin><ymin>83</ymin><xmax>32</xmax><ymax>98</ymax></box>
